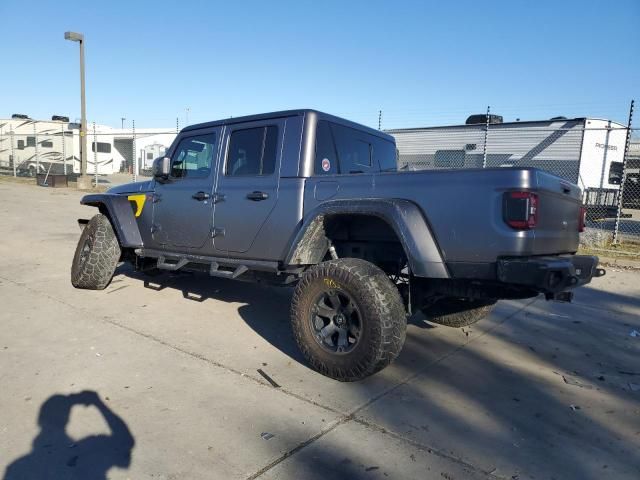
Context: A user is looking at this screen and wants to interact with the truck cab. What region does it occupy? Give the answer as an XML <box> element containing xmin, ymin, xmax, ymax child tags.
<box><xmin>123</xmin><ymin>110</ymin><xmax>396</xmax><ymax>263</ymax></box>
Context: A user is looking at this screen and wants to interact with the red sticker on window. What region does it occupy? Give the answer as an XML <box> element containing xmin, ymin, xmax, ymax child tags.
<box><xmin>321</xmin><ymin>158</ymin><xmax>331</xmax><ymax>172</ymax></box>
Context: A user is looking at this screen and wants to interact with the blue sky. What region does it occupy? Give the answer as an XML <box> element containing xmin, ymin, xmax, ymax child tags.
<box><xmin>1</xmin><ymin>0</ymin><xmax>638</xmax><ymax>129</ymax></box>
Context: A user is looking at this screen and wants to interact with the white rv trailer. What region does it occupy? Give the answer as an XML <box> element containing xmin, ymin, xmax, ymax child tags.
<box><xmin>0</xmin><ymin>116</ymin><xmax>118</xmax><ymax>175</ymax></box>
<box><xmin>0</xmin><ymin>117</ymin><xmax>177</xmax><ymax>176</ymax></box>
<box><xmin>141</xmin><ymin>143</ymin><xmax>167</xmax><ymax>171</ymax></box>
<box><xmin>387</xmin><ymin>117</ymin><xmax>627</xmax><ymax>192</ymax></box>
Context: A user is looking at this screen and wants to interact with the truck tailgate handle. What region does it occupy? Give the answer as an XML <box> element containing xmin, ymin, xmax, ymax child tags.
<box><xmin>247</xmin><ymin>191</ymin><xmax>269</xmax><ymax>201</ymax></box>
<box><xmin>192</xmin><ymin>191</ymin><xmax>211</xmax><ymax>201</ymax></box>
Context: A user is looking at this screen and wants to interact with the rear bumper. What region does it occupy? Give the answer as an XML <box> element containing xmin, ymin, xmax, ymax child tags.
<box><xmin>497</xmin><ymin>255</ymin><xmax>606</xmax><ymax>295</ymax></box>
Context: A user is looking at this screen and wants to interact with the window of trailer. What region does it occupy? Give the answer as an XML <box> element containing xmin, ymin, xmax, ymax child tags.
<box><xmin>92</xmin><ymin>142</ymin><xmax>112</xmax><ymax>154</ymax></box>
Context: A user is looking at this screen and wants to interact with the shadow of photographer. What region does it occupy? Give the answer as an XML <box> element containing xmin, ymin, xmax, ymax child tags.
<box><xmin>3</xmin><ymin>390</ymin><xmax>134</xmax><ymax>480</ymax></box>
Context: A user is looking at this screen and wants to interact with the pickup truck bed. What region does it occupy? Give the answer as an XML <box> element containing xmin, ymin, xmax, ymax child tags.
<box><xmin>305</xmin><ymin>167</ymin><xmax>582</xmax><ymax>270</ymax></box>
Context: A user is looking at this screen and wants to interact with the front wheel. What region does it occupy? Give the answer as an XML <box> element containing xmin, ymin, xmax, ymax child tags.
<box><xmin>71</xmin><ymin>214</ymin><xmax>121</xmax><ymax>290</ymax></box>
<box><xmin>291</xmin><ymin>258</ymin><xmax>407</xmax><ymax>382</ymax></box>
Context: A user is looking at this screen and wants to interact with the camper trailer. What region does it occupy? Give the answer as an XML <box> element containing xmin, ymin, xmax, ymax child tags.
<box><xmin>0</xmin><ymin>115</ymin><xmax>119</xmax><ymax>175</ymax></box>
<box><xmin>141</xmin><ymin>143</ymin><xmax>167</xmax><ymax>172</ymax></box>
<box><xmin>387</xmin><ymin>117</ymin><xmax>628</xmax><ymax>218</ymax></box>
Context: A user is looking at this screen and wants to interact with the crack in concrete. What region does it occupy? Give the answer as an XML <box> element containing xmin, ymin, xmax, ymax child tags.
<box><xmin>245</xmin><ymin>299</ymin><xmax>537</xmax><ymax>479</ymax></box>
<box><xmin>350</xmin><ymin>417</ymin><xmax>506</xmax><ymax>480</ymax></box>
<box><xmin>0</xmin><ymin>274</ymin><xmax>343</xmax><ymax>416</ymax></box>
<box><xmin>0</xmin><ymin>273</ymin><xmax>534</xmax><ymax>479</ymax></box>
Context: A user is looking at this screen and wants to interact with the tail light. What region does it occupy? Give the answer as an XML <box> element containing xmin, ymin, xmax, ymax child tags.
<box><xmin>578</xmin><ymin>206</ymin><xmax>586</xmax><ymax>232</ymax></box>
<box><xmin>503</xmin><ymin>191</ymin><xmax>538</xmax><ymax>230</ymax></box>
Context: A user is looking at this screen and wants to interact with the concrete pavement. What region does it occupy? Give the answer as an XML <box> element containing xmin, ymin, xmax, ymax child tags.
<box><xmin>1</xmin><ymin>180</ymin><xmax>639</xmax><ymax>479</ymax></box>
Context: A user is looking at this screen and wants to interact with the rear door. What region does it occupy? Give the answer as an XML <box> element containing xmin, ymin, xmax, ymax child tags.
<box><xmin>213</xmin><ymin>119</ymin><xmax>283</xmax><ymax>254</ymax></box>
<box><xmin>151</xmin><ymin>128</ymin><xmax>221</xmax><ymax>250</ymax></box>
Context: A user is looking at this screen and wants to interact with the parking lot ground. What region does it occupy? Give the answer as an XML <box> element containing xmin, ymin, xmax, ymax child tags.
<box><xmin>1</xmin><ymin>181</ymin><xmax>639</xmax><ymax>480</ymax></box>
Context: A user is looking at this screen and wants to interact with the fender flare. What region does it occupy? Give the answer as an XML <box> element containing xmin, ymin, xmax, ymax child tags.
<box><xmin>284</xmin><ymin>199</ymin><xmax>449</xmax><ymax>279</ymax></box>
<box><xmin>80</xmin><ymin>193</ymin><xmax>143</xmax><ymax>248</ymax></box>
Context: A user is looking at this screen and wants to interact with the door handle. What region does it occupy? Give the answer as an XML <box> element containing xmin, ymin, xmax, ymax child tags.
<box><xmin>246</xmin><ymin>191</ymin><xmax>269</xmax><ymax>201</ymax></box>
<box><xmin>192</xmin><ymin>191</ymin><xmax>211</xmax><ymax>201</ymax></box>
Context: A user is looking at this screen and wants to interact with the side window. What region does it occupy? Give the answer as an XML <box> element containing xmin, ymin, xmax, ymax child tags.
<box><xmin>314</xmin><ymin>120</ymin><xmax>338</xmax><ymax>175</ymax></box>
<box><xmin>170</xmin><ymin>132</ymin><xmax>217</xmax><ymax>179</ymax></box>
<box><xmin>434</xmin><ymin>150</ymin><xmax>465</xmax><ymax>168</ymax></box>
<box><xmin>372</xmin><ymin>137</ymin><xmax>398</xmax><ymax>172</ymax></box>
<box><xmin>608</xmin><ymin>161</ymin><xmax>623</xmax><ymax>185</ymax></box>
<box><xmin>26</xmin><ymin>136</ymin><xmax>36</xmax><ymax>147</ymax></box>
<box><xmin>314</xmin><ymin>122</ymin><xmax>393</xmax><ymax>175</ymax></box>
<box><xmin>41</xmin><ymin>140</ymin><xmax>53</xmax><ymax>148</ymax></box>
<box><xmin>225</xmin><ymin>125</ymin><xmax>278</xmax><ymax>176</ymax></box>
<box><xmin>92</xmin><ymin>142</ymin><xmax>112</xmax><ymax>153</ymax></box>
<box><xmin>17</xmin><ymin>140</ymin><xmax>25</xmax><ymax>150</ymax></box>
<box><xmin>331</xmin><ymin>123</ymin><xmax>373</xmax><ymax>173</ymax></box>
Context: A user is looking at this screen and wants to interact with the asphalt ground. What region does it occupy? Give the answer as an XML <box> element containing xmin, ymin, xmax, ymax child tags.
<box><xmin>1</xmin><ymin>181</ymin><xmax>639</xmax><ymax>480</ymax></box>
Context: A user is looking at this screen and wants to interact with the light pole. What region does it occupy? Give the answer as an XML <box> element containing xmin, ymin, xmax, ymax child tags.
<box><xmin>121</xmin><ymin>117</ymin><xmax>126</xmax><ymax>129</ymax></box>
<box><xmin>64</xmin><ymin>31</ymin><xmax>91</xmax><ymax>189</ymax></box>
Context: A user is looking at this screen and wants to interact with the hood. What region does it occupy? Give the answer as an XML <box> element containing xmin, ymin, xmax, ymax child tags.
<box><xmin>107</xmin><ymin>180</ymin><xmax>154</xmax><ymax>195</ymax></box>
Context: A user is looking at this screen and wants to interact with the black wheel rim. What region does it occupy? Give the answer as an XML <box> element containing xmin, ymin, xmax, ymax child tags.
<box><xmin>309</xmin><ymin>288</ymin><xmax>362</xmax><ymax>354</ymax></box>
<box><xmin>78</xmin><ymin>233</ymin><xmax>94</xmax><ymax>269</ymax></box>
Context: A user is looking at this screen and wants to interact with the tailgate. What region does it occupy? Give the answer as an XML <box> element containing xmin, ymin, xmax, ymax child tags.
<box><xmin>532</xmin><ymin>170</ymin><xmax>581</xmax><ymax>254</ymax></box>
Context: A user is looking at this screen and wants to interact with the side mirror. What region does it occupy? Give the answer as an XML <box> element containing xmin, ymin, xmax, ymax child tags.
<box><xmin>152</xmin><ymin>157</ymin><xmax>170</xmax><ymax>179</ymax></box>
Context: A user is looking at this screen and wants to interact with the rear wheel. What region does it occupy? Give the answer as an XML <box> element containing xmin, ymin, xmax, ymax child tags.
<box><xmin>423</xmin><ymin>298</ymin><xmax>496</xmax><ymax>328</ymax></box>
<box><xmin>71</xmin><ymin>214</ymin><xmax>121</xmax><ymax>290</ymax></box>
<box><xmin>291</xmin><ymin>258</ymin><xmax>406</xmax><ymax>382</ymax></box>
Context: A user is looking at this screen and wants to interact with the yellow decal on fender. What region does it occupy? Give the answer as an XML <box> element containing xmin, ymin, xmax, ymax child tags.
<box><xmin>127</xmin><ymin>194</ymin><xmax>147</xmax><ymax>217</ymax></box>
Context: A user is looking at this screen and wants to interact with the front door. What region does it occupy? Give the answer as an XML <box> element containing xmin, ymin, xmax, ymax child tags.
<box><xmin>213</xmin><ymin>120</ymin><xmax>283</xmax><ymax>254</ymax></box>
<box><xmin>152</xmin><ymin>128</ymin><xmax>220</xmax><ymax>250</ymax></box>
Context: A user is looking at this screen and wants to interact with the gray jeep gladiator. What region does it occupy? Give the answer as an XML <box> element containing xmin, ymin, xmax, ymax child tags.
<box><xmin>71</xmin><ymin>109</ymin><xmax>605</xmax><ymax>381</ymax></box>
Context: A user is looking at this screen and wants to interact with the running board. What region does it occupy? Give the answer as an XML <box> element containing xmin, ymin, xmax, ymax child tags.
<box><xmin>209</xmin><ymin>262</ymin><xmax>248</xmax><ymax>279</ymax></box>
<box><xmin>155</xmin><ymin>255</ymin><xmax>248</xmax><ymax>279</ymax></box>
<box><xmin>138</xmin><ymin>248</ymin><xmax>277</xmax><ymax>280</ymax></box>
<box><xmin>156</xmin><ymin>256</ymin><xmax>189</xmax><ymax>271</ymax></box>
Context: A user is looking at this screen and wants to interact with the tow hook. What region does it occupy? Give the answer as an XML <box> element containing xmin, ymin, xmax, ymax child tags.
<box><xmin>594</xmin><ymin>268</ymin><xmax>606</xmax><ymax>277</ymax></box>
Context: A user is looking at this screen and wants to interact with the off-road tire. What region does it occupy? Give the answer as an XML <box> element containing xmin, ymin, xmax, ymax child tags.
<box><xmin>291</xmin><ymin>258</ymin><xmax>406</xmax><ymax>382</ymax></box>
<box><xmin>71</xmin><ymin>214</ymin><xmax>121</xmax><ymax>290</ymax></box>
<box><xmin>423</xmin><ymin>298</ymin><xmax>496</xmax><ymax>328</ymax></box>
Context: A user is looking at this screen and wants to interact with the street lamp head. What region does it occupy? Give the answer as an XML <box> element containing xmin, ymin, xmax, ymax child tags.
<box><xmin>64</xmin><ymin>31</ymin><xmax>84</xmax><ymax>42</ymax></box>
